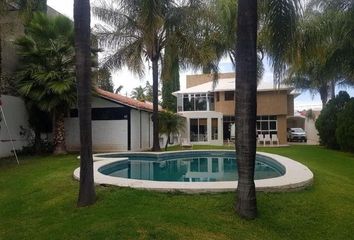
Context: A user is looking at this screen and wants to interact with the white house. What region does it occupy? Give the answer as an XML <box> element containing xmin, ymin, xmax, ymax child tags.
<box><xmin>174</xmin><ymin>73</ymin><xmax>298</xmax><ymax>145</ymax></box>
<box><xmin>65</xmin><ymin>89</ymin><xmax>159</xmax><ymax>152</ymax></box>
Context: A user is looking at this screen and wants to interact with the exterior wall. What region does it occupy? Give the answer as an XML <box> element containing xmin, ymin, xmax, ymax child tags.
<box><xmin>186</xmin><ymin>73</ymin><xmax>235</xmax><ymax>88</ymax></box>
<box><xmin>141</xmin><ymin>111</ymin><xmax>152</xmax><ymax>149</ymax></box>
<box><xmin>287</xmin><ymin>95</ymin><xmax>295</xmax><ymax>116</ymax></box>
<box><xmin>0</xmin><ymin>95</ymin><xmax>29</xmax><ymax>158</ymax></box>
<box><xmin>257</xmin><ymin>90</ymin><xmax>289</xmax><ymax>115</ymax></box>
<box><xmin>65</xmin><ymin>96</ymin><xmax>154</xmax><ymax>152</ymax></box>
<box><xmin>65</xmin><ymin>118</ymin><xmax>128</xmax><ymax>152</ymax></box>
<box><xmin>304</xmin><ymin>118</ymin><xmax>319</xmax><ymax>144</ymax></box>
<box><xmin>0</xmin><ymin>11</ymin><xmax>24</xmax><ymax>76</ymax></box>
<box><xmin>214</xmin><ymin>90</ymin><xmax>291</xmax><ymax>116</ymax></box>
<box><xmin>214</xmin><ymin>92</ymin><xmax>235</xmax><ymax>115</ymax></box>
<box><xmin>277</xmin><ymin>115</ymin><xmax>287</xmax><ymax>145</ymax></box>
<box><xmin>178</xmin><ymin>111</ymin><xmax>223</xmax><ymax>145</ymax></box>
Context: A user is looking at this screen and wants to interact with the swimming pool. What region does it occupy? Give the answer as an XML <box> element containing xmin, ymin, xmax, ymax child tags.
<box><xmin>73</xmin><ymin>150</ymin><xmax>313</xmax><ymax>193</ymax></box>
<box><xmin>97</xmin><ymin>151</ymin><xmax>285</xmax><ymax>182</ymax></box>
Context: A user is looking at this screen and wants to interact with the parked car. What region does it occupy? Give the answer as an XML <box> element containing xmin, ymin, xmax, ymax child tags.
<box><xmin>287</xmin><ymin>128</ymin><xmax>307</xmax><ymax>142</ymax></box>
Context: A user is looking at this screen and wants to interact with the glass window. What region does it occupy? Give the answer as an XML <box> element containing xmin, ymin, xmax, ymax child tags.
<box><xmin>216</xmin><ymin>92</ymin><xmax>220</xmax><ymax>102</ymax></box>
<box><xmin>190</xmin><ymin>118</ymin><xmax>208</xmax><ymax>142</ymax></box>
<box><xmin>225</xmin><ymin>91</ymin><xmax>234</xmax><ymax>101</ymax></box>
<box><xmin>256</xmin><ymin>115</ymin><xmax>277</xmax><ymax>137</ymax></box>
<box><xmin>212</xmin><ymin>158</ymin><xmax>219</xmax><ymax>172</ymax></box>
<box><xmin>212</xmin><ymin>118</ymin><xmax>218</xmax><ymax>140</ymax></box>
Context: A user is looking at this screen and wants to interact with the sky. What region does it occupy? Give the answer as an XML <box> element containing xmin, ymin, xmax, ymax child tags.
<box><xmin>47</xmin><ymin>0</ymin><xmax>354</xmax><ymax>110</ymax></box>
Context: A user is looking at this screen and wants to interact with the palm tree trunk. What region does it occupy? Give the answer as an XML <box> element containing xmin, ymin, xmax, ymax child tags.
<box><xmin>152</xmin><ymin>57</ymin><xmax>161</xmax><ymax>151</ymax></box>
<box><xmin>34</xmin><ymin>127</ymin><xmax>41</xmax><ymax>154</ymax></box>
<box><xmin>53</xmin><ymin>111</ymin><xmax>67</xmax><ymax>154</ymax></box>
<box><xmin>235</xmin><ymin>0</ymin><xmax>258</xmax><ymax>219</ymax></box>
<box><xmin>319</xmin><ymin>84</ymin><xmax>329</xmax><ymax>108</ymax></box>
<box><xmin>74</xmin><ymin>0</ymin><xmax>96</xmax><ymax>207</ymax></box>
<box><xmin>165</xmin><ymin>134</ymin><xmax>170</xmax><ymax>151</ymax></box>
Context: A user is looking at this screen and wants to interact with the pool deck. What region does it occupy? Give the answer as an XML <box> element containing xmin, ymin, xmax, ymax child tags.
<box><xmin>73</xmin><ymin>151</ymin><xmax>314</xmax><ymax>193</ymax></box>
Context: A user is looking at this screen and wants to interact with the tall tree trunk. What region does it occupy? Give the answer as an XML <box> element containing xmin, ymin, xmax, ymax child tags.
<box><xmin>74</xmin><ymin>0</ymin><xmax>96</xmax><ymax>207</ymax></box>
<box><xmin>164</xmin><ymin>134</ymin><xmax>170</xmax><ymax>151</ymax></box>
<box><xmin>319</xmin><ymin>84</ymin><xmax>329</xmax><ymax>109</ymax></box>
<box><xmin>235</xmin><ymin>0</ymin><xmax>258</xmax><ymax>219</ymax></box>
<box><xmin>152</xmin><ymin>57</ymin><xmax>161</xmax><ymax>151</ymax></box>
<box><xmin>34</xmin><ymin>127</ymin><xmax>41</xmax><ymax>154</ymax></box>
<box><xmin>53</xmin><ymin>111</ymin><xmax>66</xmax><ymax>154</ymax></box>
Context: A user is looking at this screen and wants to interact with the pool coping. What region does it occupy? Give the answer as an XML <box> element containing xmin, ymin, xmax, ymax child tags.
<box><xmin>73</xmin><ymin>150</ymin><xmax>314</xmax><ymax>193</ymax></box>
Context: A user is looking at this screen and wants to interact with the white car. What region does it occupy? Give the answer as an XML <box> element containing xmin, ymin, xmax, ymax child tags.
<box><xmin>287</xmin><ymin>128</ymin><xmax>307</xmax><ymax>142</ymax></box>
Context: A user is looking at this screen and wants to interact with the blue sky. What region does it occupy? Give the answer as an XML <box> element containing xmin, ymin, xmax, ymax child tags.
<box><xmin>47</xmin><ymin>0</ymin><xmax>354</xmax><ymax>110</ymax></box>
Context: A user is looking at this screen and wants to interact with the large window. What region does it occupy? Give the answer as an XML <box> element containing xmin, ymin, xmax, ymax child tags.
<box><xmin>256</xmin><ymin>116</ymin><xmax>277</xmax><ymax>137</ymax></box>
<box><xmin>181</xmin><ymin>93</ymin><xmax>214</xmax><ymax>111</ymax></box>
<box><xmin>190</xmin><ymin>118</ymin><xmax>208</xmax><ymax>142</ymax></box>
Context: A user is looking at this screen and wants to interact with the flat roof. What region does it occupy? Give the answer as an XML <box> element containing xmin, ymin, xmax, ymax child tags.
<box><xmin>173</xmin><ymin>78</ymin><xmax>298</xmax><ymax>96</ymax></box>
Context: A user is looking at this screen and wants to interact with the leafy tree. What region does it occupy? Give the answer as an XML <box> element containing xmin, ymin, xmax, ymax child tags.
<box><xmin>94</xmin><ymin>67</ymin><xmax>114</xmax><ymax>92</ymax></box>
<box><xmin>158</xmin><ymin>111</ymin><xmax>185</xmax><ymax>151</ymax></box>
<box><xmin>144</xmin><ymin>81</ymin><xmax>153</xmax><ymax>102</ymax></box>
<box><xmin>115</xmin><ymin>85</ymin><xmax>123</xmax><ymax>94</ymax></box>
<box><xmin>130</xmin><ymin>86</ymin><xmax>146</xmax><ymax>101</ymax></box>
<box><xmin>93</xmin><ymin>0</ymin><xmax>208</xmax><ymax>151</ymax></box>
<box><xmin>15</xmin><ymin>13</ymin><xmax>76</xmax><ymax>154</ymax></box>
<box><xmin>74</xmin><ymin>0</ymin><xmax>96</xmax><ymax>207</ymax></box>
<box><xmin>315</xmin><ymin>91</ymin><xmax>350</xmax><ymax>149</ymax></box>
<box><xmin>1</xmin><ymin>1</ymin><xmax>45</xmax><ymax>96</ymax></box>
<box><xmin>336</xmin><ymin>98</ymin><xmax>354</xmax><ymax>152</ymax></box>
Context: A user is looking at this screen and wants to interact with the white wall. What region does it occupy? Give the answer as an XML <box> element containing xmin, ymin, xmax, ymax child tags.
<box><xmin>65</xmin><ymin>118</ymin><xmax>128</xmax><ymax>152</ymax></box>
<box><xmin>0</xmin><ymin>96</ymin><xmax>29</xmax><ymax>158</ymax></box>
<box><xmin>305</xmin><ymin>118</ymin><xmax>319</xmax><ymax>145</ymax></box>
<box><xmin>130</xmin><ymin>109</ymin><xmax>140</xmax><ymax>151</ymax></box>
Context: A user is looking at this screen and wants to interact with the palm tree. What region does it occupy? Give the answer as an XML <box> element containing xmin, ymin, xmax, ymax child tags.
<box><xmin>234</xmin><ymin>0</ymin><xmax>301</xmax><ymax>219</ymax></box>
<box><xmin>74</xmin><ymin>0</ymin><xmax>96</xmax><ymax>207</ymax></box>
<box><xmin>93</xmin><ymin>0</ymin><xmax>207</xmax><ymax>151</ymax></box>
<box><xmin>15</xmin><ymin>13</ymin><xmax>76</xmax><ymax>154</ymax></box>
<box><xmin>130</xmin><ymin>86</ymin><xmax>146</xmax><ymax>101</ymax></box>
<box><xmin>158</xmin><ymin>111</ymin><xmax>185</xmax><ymax>151</ymax></box>
<box><xmin>235</xmin><ymin>0</ymin><xmax>258</xmax><ymax>220</ymax></box>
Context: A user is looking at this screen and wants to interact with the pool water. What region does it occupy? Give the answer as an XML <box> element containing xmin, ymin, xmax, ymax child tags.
<box><xmin>98</xmin><ymin>152</ymin><xmax>285</xmax><ymax>182</ymax></box>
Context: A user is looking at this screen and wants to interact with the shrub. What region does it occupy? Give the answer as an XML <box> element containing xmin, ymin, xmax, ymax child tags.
<box><xmin>315</xmin><ymin>91</ymin><xmax>350</xmax><ymax>149</ymax></box>
<box><xmin>336</xmin><ymin>99</ymin><xmax>354</xmax><ymax>152</ymax></box>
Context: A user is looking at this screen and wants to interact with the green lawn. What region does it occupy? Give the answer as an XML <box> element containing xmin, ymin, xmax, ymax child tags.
<box><xmin>1</xmin><ymin>145</ymin><xmax>354</xmax><ymax>240</ymax></box>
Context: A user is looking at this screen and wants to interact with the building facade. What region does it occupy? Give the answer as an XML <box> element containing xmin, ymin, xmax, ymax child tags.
<box><xmin>174</xmin><ymin>73</ymin><xmax>296</xmax><ymax>145</ymax></box>
<box><xmin>65</xmin><ymin>89</ymin><xmax>155</xmax><ymax>152</ymax></box>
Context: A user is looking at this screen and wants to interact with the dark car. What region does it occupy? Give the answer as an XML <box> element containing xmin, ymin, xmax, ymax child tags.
<box><xmin>287</xmin><ymin>128</ymin><xmax>307</xmax><ymax>142</ymax></box>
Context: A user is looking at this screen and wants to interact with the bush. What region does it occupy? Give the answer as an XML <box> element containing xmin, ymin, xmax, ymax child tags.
<box><xmin>315</xmin><ymin>91</ymin><xmax>350</xmax><ymax>149</ymax></box>
<box><xmin>336</xmin><ymin>99</ymin><xmax>354</xmax><ymax>152</ymax></box>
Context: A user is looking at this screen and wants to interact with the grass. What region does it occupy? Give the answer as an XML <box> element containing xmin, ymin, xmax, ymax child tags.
<box><xmin>1</xmin><ymin>145</ymin><xmax>354</xmax><ymax>239</ymax></box>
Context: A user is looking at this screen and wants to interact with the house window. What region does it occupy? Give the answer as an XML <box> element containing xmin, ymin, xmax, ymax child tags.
<box><xmin>70</xmin><ymin>107</ymin><xmax>129</xmax><ymax>120</ymax></box>
<box><xmin>224</xmin><ymin>91</ymin><xmax>234</xmax><ymax>101</ymax></box>
<box><xmin>212</xmin><ymin>118</ymin><xmax>218</xmax><ymax>140</ymax></box>
<box><xmin>190</xmin><ymin>118</ymin><xmax>208</xmax><ymax>142</ymax></box>
<box><xmin>182</xmin><ymin>94</ymin><xmax>212</xmax><ymax>111</ymax></box>
<box><xmin>256</xmin><ymin>115</ymin><xmax>277</xmax><ymax>137</ymax></box>
<box><xmin>216</xmin><ymin>92</ymin><xmax>220</xmax><ymax>102</ymax></box>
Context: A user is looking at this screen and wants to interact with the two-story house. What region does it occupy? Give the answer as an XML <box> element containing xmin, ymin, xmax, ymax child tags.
<box><xmin>173</xmin><ymin>73</ymin><xmax>297</xmax><ymax>145</ymax></box>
